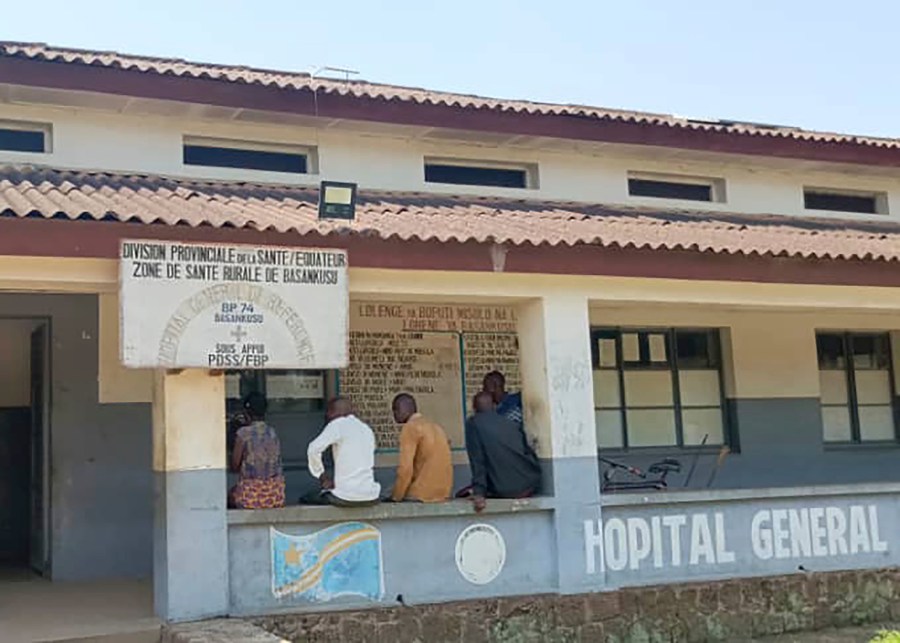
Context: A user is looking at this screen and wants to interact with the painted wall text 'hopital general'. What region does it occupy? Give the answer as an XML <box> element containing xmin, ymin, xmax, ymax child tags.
<box><xmin>584</xmin><ymin>504</ymin><xmax>889</xmax><ymax>574</ymax></box>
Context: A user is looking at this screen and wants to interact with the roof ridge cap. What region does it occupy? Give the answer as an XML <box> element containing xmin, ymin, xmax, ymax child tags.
<box><xmin>0</xmin><ymin>40</ymin><xmax>316</xmax><ymax>80</ymax></box>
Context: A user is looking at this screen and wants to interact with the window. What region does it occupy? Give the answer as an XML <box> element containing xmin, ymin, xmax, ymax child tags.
<box><xmin>803</xmin><ymin>188</ymin><xmax>885</xmax><ymax>215</ymax></box>
<box><xmin>424</xmin><ymin>158</ymin><xmax>535</xmax><ymax>188</ymax></box>
<box><xmin>0</xmin><ymin>121</ymin><xmax>50</xmax><ymax>153</ymax></box>
<box><xmin>226</xmin><ymin>370</ymin><xmax>325</xmax><ymax>415</ymax></box>
<box><xmin>183</xmin><ymin>137</ymin><xmax>310</xmax><ymax>174</ymax></box>
<box><xmin>817</xmin><ymin>332</ymin><xmax>896</xmax><ymax>443</ymax></box>
<box><xmin>591</xmin><ymin>328</ymin><xmax>726</xmax><ymax>449</ymax></box>
<box><xmin>627</xmin><ymin>172</ymin><xmax>725</xmax><ymax>203</ymax></box>
<box><xmin>225</xmin><ymin>369</ymin><xmax>327</xmax><ymax>462</ymax></box>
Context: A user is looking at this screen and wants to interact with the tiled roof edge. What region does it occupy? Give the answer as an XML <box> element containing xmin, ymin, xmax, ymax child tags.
<box><xmin>2</xmin><ymin>42</ymin><xmax>899</xmax><ymax>151</ymax></box>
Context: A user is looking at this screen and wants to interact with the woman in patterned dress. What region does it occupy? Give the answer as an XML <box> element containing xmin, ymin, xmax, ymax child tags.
<box><xmin>229</xmin><ymin>392</ymin><xmax>286</xmax><ymax>509</ymax></box>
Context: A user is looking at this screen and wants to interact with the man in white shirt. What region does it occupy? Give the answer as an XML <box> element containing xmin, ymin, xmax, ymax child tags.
<box><xmin>304</xmin><ymin>397</ymin><xmax>381</xmax><ymax>507</ymax></box>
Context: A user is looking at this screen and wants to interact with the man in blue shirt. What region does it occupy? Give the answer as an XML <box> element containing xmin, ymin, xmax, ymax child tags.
<box><xmin>483</xmin><ymin>371</ymin><xmax>523</xmax><ymax>431</ymax></box>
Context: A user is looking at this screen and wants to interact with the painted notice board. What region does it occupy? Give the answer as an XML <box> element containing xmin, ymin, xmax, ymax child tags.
<box><xmin>341</xmin><ymin>302</ymin><xmax>521</xmax><ymax>450</ymax></box>
<box><xmin>119</xmin><ymin>239</ymin><xmax>349</xmax><ymax>369</ymax></box>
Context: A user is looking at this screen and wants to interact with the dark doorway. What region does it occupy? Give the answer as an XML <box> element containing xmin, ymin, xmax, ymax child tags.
<box><xmin>0</xmin><ymin>406</ymin><xmax>30</xmax><ymax>565</ymax></box>
<box><xmin>0</xmin><ymin>319</ymin><xmax>49</xmax><ymax>574</ymax></box>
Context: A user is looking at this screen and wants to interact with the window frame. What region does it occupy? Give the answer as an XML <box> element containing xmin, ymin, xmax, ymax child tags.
<box><xmin>226</xmin><ymin>369</ymin><xmax>326</xmax><ymax>413</ymax></box>
<box><xmin>0</xmin><ymin>119</ymin><xmax>52</xmax><ymax>154</ymax></box>
<box><xmin>423</xmin><ymin>157</ymin><xmax>538</xmax><ymax>189</ymax></box>
<box><xmin>626</xmin><ymin>171</ymin><xmax>726</xmax><ymax>203</ymax></box>
<box><xmin>225</xmin><ymin>369</ymin><xmax>328</xmax><ymax>460</ymax></box>
<box><xmin>816</xmin><ymin>331</ymin><xmax>898</xmax><ymax>445</ymax></box>
<box><xmin>591</xmin><ymin>327</ymin><xmax>729</xmax><ymax>450</ymax></box>
<box><xmin>182</xmin><ymin>136</ymin><xmax>316</xmax><ymax>174</ymax></box>
<box><xmin>803</xmin><ymin>187</ymin><xmax>888</xmax><ymax>215</ymax></box>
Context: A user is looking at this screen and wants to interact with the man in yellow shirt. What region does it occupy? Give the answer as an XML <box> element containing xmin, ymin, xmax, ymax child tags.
<box><xmin>390</xmin><ymin>393</ymin><xmax>453</xmax><ymax>503</ymax></box>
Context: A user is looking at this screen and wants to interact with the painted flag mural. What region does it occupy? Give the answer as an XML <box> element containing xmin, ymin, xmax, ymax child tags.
<box><xmin>270</xmin><ymin>523</ymin><xmax>384</xmax><ymax>601</ymax></box>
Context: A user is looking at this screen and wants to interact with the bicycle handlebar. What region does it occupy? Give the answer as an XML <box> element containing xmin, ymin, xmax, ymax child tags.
<box><xmin>600</xmin><ymin>457</ymin><xmax>646</xmax><ymax>478</ymax></box>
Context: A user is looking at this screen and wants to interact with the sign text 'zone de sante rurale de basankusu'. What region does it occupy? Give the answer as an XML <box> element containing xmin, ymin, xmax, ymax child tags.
<box><xmin>119</xmin><ymin>240</ymin><xmax>349</xmax><ymax>369</ymax></box>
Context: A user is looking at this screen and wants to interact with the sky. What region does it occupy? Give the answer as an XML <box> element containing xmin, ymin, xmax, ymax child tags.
<box><xmin>2</xmin><ymin>0</ymin><xmax>898</xmax><ymax>137</ymax></box>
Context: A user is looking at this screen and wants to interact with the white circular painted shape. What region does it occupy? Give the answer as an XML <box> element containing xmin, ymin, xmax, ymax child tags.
<box><xmin>455</xmin><ymin>523</ymin><xmax>506</xmax><ymax>585</ymax></box>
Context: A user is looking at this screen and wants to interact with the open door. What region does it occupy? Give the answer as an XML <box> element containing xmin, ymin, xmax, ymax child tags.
<box><xmin>29</xmin><ymin>324</ymin><xmax>50</xmax><ymax>576</ymax></box>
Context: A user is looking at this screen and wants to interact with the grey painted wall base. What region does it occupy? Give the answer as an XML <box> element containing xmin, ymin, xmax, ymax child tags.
<box><xmin>550</xmin><ymin>456</ymin><xmax>603</xmax><ymax>595</ymax></box>
<box><xmin>227</xmin><ymin>483</ymin><xmax>900</xmax><ymax>617</ymax></box>
<box><xmin>228</xmin><ymin>506</ymin><xmax>556</xmax><ymax>616</ymax></box>
<box><xmin>154</xmin><ymin>469</ymin><xmax>229</xmax><ymax>622</ymax></box>
<box><xmin>539</xmin><ymin>457</ymin><xmax>555</xmax><ymax>496</ymax></box>
<box><xmin>591</xmin><ymin>485</ymin><xmax>900</xmax><ymax>589</ymax></box>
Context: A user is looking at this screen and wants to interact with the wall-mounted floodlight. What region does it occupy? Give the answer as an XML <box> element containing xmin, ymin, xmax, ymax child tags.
<box><xmin>318</xmin><ymin>181</ymin><xmax>357</xmax><ymax>220</ymax></box>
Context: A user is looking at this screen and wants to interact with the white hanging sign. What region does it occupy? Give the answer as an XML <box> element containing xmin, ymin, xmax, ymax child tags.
<box><xmin>119</xmin><ymin>239</ymin><xmax>349</xmax><ymax>369</ymax></box>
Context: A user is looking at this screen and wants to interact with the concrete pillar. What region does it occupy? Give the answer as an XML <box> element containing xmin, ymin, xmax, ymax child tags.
<box><xmin>518</xmin><ymin>294</ymin><xmax>600</xmax><ymax>594</ymax></box>
<box><xmin>153</xmin><ymin>369</ymin><xmax>228</xmax><ymax>621</ymax></box>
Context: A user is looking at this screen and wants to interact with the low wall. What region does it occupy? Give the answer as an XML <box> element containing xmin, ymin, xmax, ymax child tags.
<box><xmin>227</xmin><ymin>499</ymin><xmax>557</xmax><ymax>616</ymax></box>
<box><xmin>226</xmin><ymin>484</ymin><xmax>900</xmax><ymax>621</ymax></box>
<box><xmin>594</xmin><ymin>484</ymin><xmax>900</xmax><ymax>589</ymax></box>
<box><xmin>254</xmin><ymin>567</ymin><xmax>900</xmax><ymax>642</ymax></box>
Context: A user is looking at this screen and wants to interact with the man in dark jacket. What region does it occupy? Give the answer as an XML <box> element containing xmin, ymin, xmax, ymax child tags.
<box><xmin>465</xmin><ymin>391</ymin><xmax>542</xmax><ymax>512</ymax></box>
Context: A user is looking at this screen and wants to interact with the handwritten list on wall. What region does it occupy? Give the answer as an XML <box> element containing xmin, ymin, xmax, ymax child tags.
<box><xmin>341</xmin><ymin>303</ymin><xmax>520</xmax><ymax>449</ymax></box>
<box><xmin>463</xmin><ymin>333</ymin><xmax>521</xmax><ymax>406</ymax></box>
<box><xmin>343</xmin><ymin>331</ymin><xmax>462</xmax><ymax>449</ymax></box>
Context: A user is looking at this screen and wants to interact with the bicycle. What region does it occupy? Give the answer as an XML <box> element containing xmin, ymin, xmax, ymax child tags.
<box><xmin>600</xmin><ymin>456</ymin><xmax>682</xmax><ymax>492</ymax></box>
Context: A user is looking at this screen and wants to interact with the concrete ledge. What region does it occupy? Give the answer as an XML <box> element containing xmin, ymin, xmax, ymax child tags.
<box><xmin>163</xmin><ymin>619</ymin><xmax>285</xmax><ymax>642</ymax></box>
<box><xmin>227</xmin><ymin>481</ymin><xmax>900</xmax><ymax>523</ymax></box>
<box><xmin>601</xmin><ymin>482</ymin><xmax>900</xmax><ymax>508</ymax></box>
<box><xmin>227</xmin><ymin>496</ymin><xmax>555</xmax><ymax>525</ymax></box>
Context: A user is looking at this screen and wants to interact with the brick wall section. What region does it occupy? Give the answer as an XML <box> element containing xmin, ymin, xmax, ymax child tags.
<box><xmin>252</xmin><ymin>568</ymin><xmax>900</xmax><ymax>643</ymax></box>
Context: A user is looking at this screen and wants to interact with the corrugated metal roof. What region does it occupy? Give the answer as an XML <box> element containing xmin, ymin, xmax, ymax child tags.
<box><xmin>1</xmin><ymin>165</ymin><xmax>898</xmax><ymax>262</ymax></box>
<box><xmin>2</xmin><ymin>41</ymin><xmax>899</xmax><ymax>151</ymax></box>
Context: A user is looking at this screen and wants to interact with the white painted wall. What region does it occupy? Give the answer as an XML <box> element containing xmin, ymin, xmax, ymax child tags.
<box><xmin>1</xmin><ymin>102</ymin><xmax>899</xmax><ymax>222</ymax></box>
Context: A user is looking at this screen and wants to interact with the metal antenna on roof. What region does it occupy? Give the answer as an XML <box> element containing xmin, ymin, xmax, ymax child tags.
<box><xmin>307</xmin><ymin>65</ymin><xmax>360</xmax><ymax>176</ymax></box>
<box><xmin>310</xmin><ymin>66</ymin><xmax>360</xmax><ymax>83</ymax></box>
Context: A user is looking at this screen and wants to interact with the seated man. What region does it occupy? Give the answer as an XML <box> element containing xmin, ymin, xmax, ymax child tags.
<box><xmin>390</xmin><ymin>393</ymin><xmax>453</xmax><ymax>503</ymax></box>
<box><xmin>465</xmin><ymin>391</ymin><xmax>542</xmax><ymax>512</ymax></box>
<box><xmin>483</xmin><ymin>370</ymin><xmax>524</xmax><ymax>431</ymax></box>
<box><xmin>305</xmin><ymin>397</ymin><xmax>381</xmax><ymax>507</ymax></box>
<box><xmin>229</xmin><ymin>392</ymin><xmax>286</xmax><ymax>509</ymax></box>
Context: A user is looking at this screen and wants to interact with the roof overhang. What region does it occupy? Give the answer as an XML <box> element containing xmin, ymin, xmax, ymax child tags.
<box><xmin>4</xmin><ymin>53</ymin><xmax>900</xmax><ymax>169</ymax></box>
<box><xmin>1</xmin><ymin>216</ymin><xmax>897</xmax><ymax>289</ymax></box>
<box><xmin>1</xmin><ymin>165</ymin><xmax>899</xmax><ymax>288</ymax></box>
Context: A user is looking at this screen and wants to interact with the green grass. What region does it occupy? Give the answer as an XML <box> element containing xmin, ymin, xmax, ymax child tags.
<box><xmin>871</xmin><ymin>631</ymin><xmax>900</xmax><ymax>643</ymax></box>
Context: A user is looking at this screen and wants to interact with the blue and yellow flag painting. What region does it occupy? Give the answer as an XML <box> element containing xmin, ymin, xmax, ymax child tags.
<box><xmin>270</xmin><ymin>523</ymin><xmax>384</xmax><ymax>601</ymax></box>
